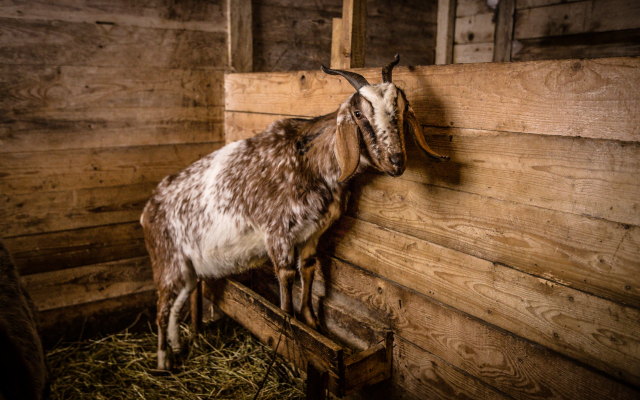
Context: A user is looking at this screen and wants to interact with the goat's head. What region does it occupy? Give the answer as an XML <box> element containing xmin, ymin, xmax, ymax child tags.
<box><xmin>322</xmin><ymin>54</ymin><xmax>449</xmax><ymax>182</ymax></box>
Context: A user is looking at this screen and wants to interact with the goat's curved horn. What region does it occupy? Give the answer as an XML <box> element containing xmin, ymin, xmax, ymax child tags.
<box><xmin>382</xmin><ymin>53</ymin><xmax>400</xmax><ymax>83</ymax></box>
<box><xmin>321</xmin><ymin>65</ymin><xmax>370</xmax><ymax>91</ymax></box>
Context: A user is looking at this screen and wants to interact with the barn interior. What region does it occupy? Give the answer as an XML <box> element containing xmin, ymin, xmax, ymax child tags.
<box><xmin>1</xmin><ymin>0</ymin><xmax>639</xmax><ymax>399</ymax></box>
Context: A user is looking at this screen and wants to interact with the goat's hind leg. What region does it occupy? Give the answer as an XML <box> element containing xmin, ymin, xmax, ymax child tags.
<box><xmin>167</xmin><ymin>266</ymin><xmax>197</xmax><ymax>354</ymax></box>
<box><xmin>156</xmin><ymin>287</ymin><xmax>177</xmax><ymax>370</ymax></box>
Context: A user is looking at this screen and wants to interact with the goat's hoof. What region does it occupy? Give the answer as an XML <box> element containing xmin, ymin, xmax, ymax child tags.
<box><xmin>157</xmin><ymin>350</ymin><xmax>173</xmax><ymax>371</ymax></box>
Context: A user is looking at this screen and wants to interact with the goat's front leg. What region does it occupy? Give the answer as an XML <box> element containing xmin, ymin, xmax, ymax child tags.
<box><xmin>268</xmin><ymin>239</ymin><xmax>296</xmax><ymax>315</ymax></box>
<box><xmin>298</xmin><ymin>240</ymin><xmax>320</xmax><ymax>330</ymax></box>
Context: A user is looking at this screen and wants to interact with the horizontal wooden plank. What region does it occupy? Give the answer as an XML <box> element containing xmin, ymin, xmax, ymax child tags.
<box><xmin>347</xmin><ymin>173</ymin><xmax>640</xmax><ymax>308</ymax></box>
<box><xmin>512</xmin><ymin>29</ymin><xmax>640</xmax><ymax>62</ymax></box>
<box><xmin>0</xmin><ymin>107</ymin><xmax>224</xmax><ymax>153</ymax></box>
<box><xmin>515</xmin><ymin>0</ymin><xmax>640</xmax><ymax>40</ymax></box>
<box><xmin>407</xmin><ymin>128</ymin><xmax>640</xmax><ymax>225</ymax></box>
<box><xmin>224</xmin><ymin>57</ymin><xmax>640</xmax><ymax>141</ymax></box>
<box><xmin>206</xmin><ymin>279</ymin><xmax>345</xmax><ymax>382</ymax></box>
<box><xmin>325</xmin><ymin>216</ymin><xmax>640</xmax><ymax>386</ymax></box>
<box><xmin>319</xmin><ymin>257</ymin><xmax>640</xmax><ymax>400</ymax></box>
<box><xmin>4</xmin><ymin>222</ymin><xmax>146</xmax><ymax>276</ymax></box>
<box><xmin>0</xmin><ymin>181</ymin><xmax>156</xmax><ymax>237</ymax></box>
<box><xmin>224</xmin><ymin>111</ymin><xmax>290</xmax><ymax>143</ymax></box>
<box><xmin>454</xmin><ymin>13</ymin><xmax>494</xmax><ymax>44</ymax></box>
<box><xmin>516</xmin><ymin>0</ymin><xmax>582</xmax><ymax>9</ymax></box>
<box><xmin>22</xmin><ymin>256</ymin><xmax>154</xmax><ymax>311</ymax></box>
<box><xmin>39</xmin><ymin>289</ymin><xmax>157</xmax><ymax>348</ymax></box>
<box><xmin>393</xmin><ymin>336</ymin><xmax>514</xmax><ymax>400</ymax></box>
<box><xmin>0</xmin><ymin>0</ymin><xmax>226</xmax><ymax>33</ymax></box>
<box><xmin>0</xmin><ymin>65</ymin><xmax>224</xmax><ymax>110</ymax></box>
<box><xmin>0</xmin><ymin>17</ymin><xmax>226</xmax><ymax>68</ymax></box>
<box><xmin>0</xmin><ymin>142</ymin><xmax>223</xmax><ymax>194</ymax></box>
<box><xmin>453</xmin><ymin>42</ymin><xmax>494</xmax><ymax>63</ymax></box>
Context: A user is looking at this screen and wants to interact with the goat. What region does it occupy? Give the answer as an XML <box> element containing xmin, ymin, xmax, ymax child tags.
<box><xmin>141</xmin><ymin>55</ymin><xmax>448</xmax><ymax>370</ymax></box>
<box><xmin>0</xmin><ymin>240</ymin><xmax>50</xmax><ymax>400</ymax></box>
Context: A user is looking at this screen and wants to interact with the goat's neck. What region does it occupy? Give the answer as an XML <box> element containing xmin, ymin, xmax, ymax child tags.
<box><xmin>301</xmin><ymin>112</ymin><xmax>345</xmax><ymax>188</ymax></box>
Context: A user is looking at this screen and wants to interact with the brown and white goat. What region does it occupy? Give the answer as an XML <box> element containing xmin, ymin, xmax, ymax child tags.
<box><xmin>0</xmin><ymin>240</ymin><xmax>49</xmax><ymax>400</ymax></box>
<box><xmin>141</xmin><ymin>55</ymin><xmax>448</xmax><ymax>370</ymax></box>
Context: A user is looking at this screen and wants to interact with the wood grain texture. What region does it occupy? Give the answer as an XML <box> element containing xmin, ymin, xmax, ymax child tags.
<box><xmin>514</xmin><ymin>0</ymin><xmax>640</xmax><ymax>40</ymax></box>
<box><xmin>325</xmin><ymin>216</ymin><xmax>640</xmax><ymax>386</ymax></box>
<box><xmin>453</xmin><ymin>42</ymin><xmax>494</xmax><ymax>63</ymax></box>
<box><xmin>0</xmin><ymin>65</ymin><xmax>224</xmax><ymax>110</ymax></box>
<box><xmin>512</xmin><ymin>29</ymin><xmax>640</xmax><ymax>62</ymax></box>
<box><xmin>4</xmin><ymin>222</ymin><xmax>146</xmax><ymax>275</ymax></box>
<box><xmin>318</xmin><ymin>258</ymin><xmax>640</xmax><ymax>400</ymax></box>
<box><xmin>330</xmin><ymin>17</ymin><xmax>343</xmax><ymax>69</ymax></box>
<box><xmin>206</xmin><ymin>279</ymin><xmax>345</xmax><ymax>382</ymax></box>
<box><xmin>454</xmin><ymin>13</ymin><xmax>494</xmax><ymax>44</ymax></box>
<box><xmin>0</xmin><ymin>143</ymin><xmax>223</xmax><ymax>194</ymax></box>
<box><xmin>516</xmin><ymin>0</ymin><xmax>582</xmax><ymax>9</ymax></box>
<box><xmin>406</xmin><ymin>128</ymin><xmax>640</xmax><ymax>225</ymax></box>
<box><xmin>0</xmin><ymin>17</ymin><xmax>226</xmax><ymax>69</ymax></box>
<box><xmin>22</xmin><ymin>256</ymin><xmax>154</xmax><ymax>311</ymax></box>
<box><xmin>347</xmin><ymin>173</ymin><xmax>640</xmax><ymax>308</ymax></box>
<box><xmin>0</xmin><ymin>0</ymin><xmax>227</xmax><ymax>32</ymax></box>
<box><xmin>224</xmin><ymin>58</ymin><xmax>640</xmax><ymax>141</ymax></box>
<box><xmin>393</xmin><ymin>336</ymin><xmax>514</xmax><ymax>400</ymax></box>
<box><xmin>0</xmin><ymin>107</ymin><xmax>224</xmax><ymax>153</ymax></box>
<box><xmin>493</xmin><ymin>0</ymin><xmax>515</xmax><ymax>62</ymax></box>
<box><xmin>339</xmin><ymin>0</ymin><xmax>367</xmax><ymax>69</ymax></box>
<box><xmin>228</xmin><ymin>0</ymin><xmax>252</xmax><ymax>73</ymax></box>
<box><xmin>224</xmin><ymin>111</ymin><xmax>290</xmax><ymax>143</ymax></box>
<box><xmin>456</xmin><ymin>0</ymin><xmax>495</xmax><ymax>17</ymax></box>
<box><xmin>38</xmin><ymin>289</ymin><xmax>157</xmax><ymax>348</ymax></box>
<box><xmin>435</xmin><ymin>0</ymin><xmax>456</xmax><ymax>65</ymax></box>
<box><xmin>1</xmin><ymin>181</ymin><xmax>156</xmax><ymax>237</ymax></box>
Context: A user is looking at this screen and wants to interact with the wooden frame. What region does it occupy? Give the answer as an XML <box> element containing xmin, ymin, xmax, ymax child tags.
<box><xmin>203</xmin><ymin>279</ymin><xmax>393</xmax><ymax>398</ymax></box>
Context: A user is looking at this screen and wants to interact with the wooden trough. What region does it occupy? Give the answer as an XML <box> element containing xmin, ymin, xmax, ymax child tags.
<box><xmin>202</xmin><ymin>279</ymin><xmax>393</xmax><ymax>398</ymax></box>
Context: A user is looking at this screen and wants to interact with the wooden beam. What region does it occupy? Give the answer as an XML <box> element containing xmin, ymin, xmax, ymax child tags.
<box><xmin>227</xmin><ymin>0</ymin><xmax>252</xmax><ymax>73</ymax></box>
<box><xmin>334</xmin><ymin>0</ymin><xmax>366</xmax><ymax>69</ymax></box>
<box><xmin>205</xmin><ymin>279</ymin><xmax>345</xmax><ymax>381</ymax></box>
<box><xmin>436</xmin><ymin>0</ymin><xmax>457</xmax><ymax>64</ymax></box>
<box><xmin>224</xmin><ymin>58</ymin><xmax>640</xmax><ymax>142</ymax></box>
<box><xmin>493</xmin><ymin>0</ymin><xmax>516</xmax><ymax>62</ymax></box>
<box><xmin>330</xmin><ymin>17</ymin><xmax>344</xmax><ymax>69</ymax></box>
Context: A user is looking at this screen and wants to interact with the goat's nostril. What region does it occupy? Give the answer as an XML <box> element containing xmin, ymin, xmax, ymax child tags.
<box><xmin>389</xmin><ymin>153</ymin><xmax>404</xmax><ymax>166</ymax></box>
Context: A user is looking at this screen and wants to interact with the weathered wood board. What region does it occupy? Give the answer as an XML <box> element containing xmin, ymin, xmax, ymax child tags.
<box><xmin>225</xmin><ymin>58</ymin><xmax>640</xmax><ymax>142</ymax></box>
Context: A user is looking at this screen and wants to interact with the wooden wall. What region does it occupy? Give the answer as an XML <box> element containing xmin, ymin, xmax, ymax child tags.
<box><xmin>252</xmin><ymin>0</ymin><xmax>437</xmax><ymax>72</ymax></box>
<box><xmin>454</xmin><ymin>0</ymin><xmax>640</xmax><ymax>63</ymax></box>
<box><xmin>224</xmin><ymin>57</ymin><xmax>640</xmax><ymax>399</ymax></box>
<box><xmin>0</xmin><ymin>0</ymin><xmax>227</xmax><ymax>341</ymax></box>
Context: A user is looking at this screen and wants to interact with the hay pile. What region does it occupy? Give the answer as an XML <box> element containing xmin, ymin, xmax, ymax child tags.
<box><xmin>47</xmin><ymin>318</ymin><xmax>305</xmax><ymax>400</ymax></box>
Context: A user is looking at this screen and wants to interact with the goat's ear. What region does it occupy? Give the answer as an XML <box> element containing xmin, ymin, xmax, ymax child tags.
<box><xmin>405</xmin><ymin>105</ymin><xmax>450</xmax><ymax>162</ymax></box>
<box><xmin>335</xmin><ymin>103</ymin><xmax>361</xmax><ymax>182</ymax></box>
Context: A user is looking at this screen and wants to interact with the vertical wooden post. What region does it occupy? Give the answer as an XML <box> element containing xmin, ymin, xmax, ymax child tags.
<box><xmin>493</xmin><ymin>0</ymin><xmax>515</xmax><ymax>62</ymax></box>
<box><xmin>331</xmin><ymin>0</ymin><xmax>366</xmax><ymax>69</ymax></box>
<box><xmin>330</xmin><ymin>18</ymin><xmax>344</xmax><ymax>69</ymax></box>
<box><xmin>435</xmin><ymin>0</ymin><xmax>456</xmax><ymax>65</ymax></box>
<box><xmin>228</xmin><ymin>0</ymin><xmax>252</xmax><ymax>73</ymax></box>
<box><xmin>306</xmin><ymin>361</ymin><xmax>328</xmax><ymax>400</ymax></box>
<box><xmin>190</xmin><ymin>279</ymin><xmax>203</xmax><ymax>334</ymax></box>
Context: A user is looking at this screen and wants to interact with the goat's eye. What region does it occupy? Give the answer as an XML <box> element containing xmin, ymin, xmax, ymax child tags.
<box><xmin>354</xmin><ymin>110</ymin><xmax>363</xmax><ymax>119</ymax></box>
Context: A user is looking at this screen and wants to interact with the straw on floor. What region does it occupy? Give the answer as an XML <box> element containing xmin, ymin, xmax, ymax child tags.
<box><xmin>47</xmin><ymin>318</ymin><xmax>305</xmax><ymax>400</ymax></box>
